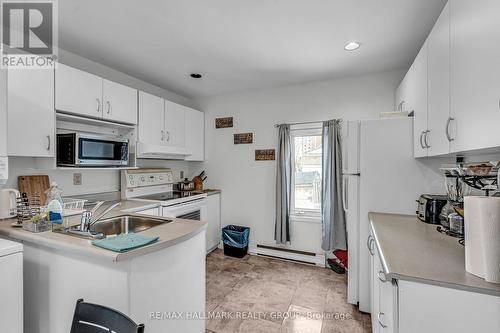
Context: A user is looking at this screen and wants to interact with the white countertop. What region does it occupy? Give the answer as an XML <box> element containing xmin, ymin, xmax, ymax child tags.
<box><xmin>369</xmin><ymin>212</ymin><xmax>500</xmax><ymax>297</ymax></box>
<box><xmin>0</xmin><ymin>200</ymin><xmax>206</xmax><ymax>262</ymax></box>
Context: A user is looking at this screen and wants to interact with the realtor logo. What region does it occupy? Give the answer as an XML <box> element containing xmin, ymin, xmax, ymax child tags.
<box><xmin>1</xmin><ymin>0</ymin><xmax>57</xmax><ymax>68</ymax></box>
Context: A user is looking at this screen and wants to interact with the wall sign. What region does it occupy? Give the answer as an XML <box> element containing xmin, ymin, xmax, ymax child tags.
<box><xmin>255</xmin><ymin>149</ymin><xmax>275</xmax><ymax>161</ymax></box>
<box><xmin>215</xmin><ymin>117</ymin><xmax>233</xmax><ymax>128</ymax></box>
<box><xmin>234</xmin><ymin>133</ymin><xmax>253</xmax><ymax>144</ymax></box>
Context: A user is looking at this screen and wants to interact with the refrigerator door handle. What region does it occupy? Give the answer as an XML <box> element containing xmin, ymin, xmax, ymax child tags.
<box><xmin>342</xmin><ymin>176</ymin><xmax>349</xmax><ymax>212</ymax></box>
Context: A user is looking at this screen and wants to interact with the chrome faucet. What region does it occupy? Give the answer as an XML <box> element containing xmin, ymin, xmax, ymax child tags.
<box><xmin>80</xmin><ymin>201</ymin><xmax>121</xmax><ymax>232</ymax></box>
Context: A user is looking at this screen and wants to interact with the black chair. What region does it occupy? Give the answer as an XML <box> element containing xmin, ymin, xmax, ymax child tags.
<box><xmin>70</xmin><ymin>299</ymin><xmax>145</xmax><ymax>333</ymax></box>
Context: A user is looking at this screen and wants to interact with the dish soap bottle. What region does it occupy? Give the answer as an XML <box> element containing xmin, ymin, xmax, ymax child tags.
<box><xmin>45</xmin><ymin>182</ymin><xmax>64</xmax><ymax>230</ymax></box>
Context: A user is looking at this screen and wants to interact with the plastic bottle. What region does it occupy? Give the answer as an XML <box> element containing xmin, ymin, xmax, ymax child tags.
<box><xmin>45</xmin><ymin>182</ymin><xmax>64</xmax><ymax>229</ymax></box>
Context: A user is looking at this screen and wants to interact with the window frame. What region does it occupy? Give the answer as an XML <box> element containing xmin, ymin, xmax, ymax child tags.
<box><xmin>290</xmin><ymin>125</ymin><xmax>323</xmax><ymax>220</ymax></box>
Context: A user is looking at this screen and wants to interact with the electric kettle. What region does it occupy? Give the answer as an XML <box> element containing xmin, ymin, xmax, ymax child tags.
<box><xmin>0</xmin><ymin>189</ymin><xmax>20</xmax><ymax>219</ymax></box>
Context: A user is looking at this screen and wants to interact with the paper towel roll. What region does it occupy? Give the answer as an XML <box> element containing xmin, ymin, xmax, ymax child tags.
<box><xmin>464</xmin><ymin>196</ymin><xmax>500</xmax><ymax>283</ymax></box>
<box><xmin>464</xmin><ymin>196</ymin><xmax>485</xmax><ymax>278</ymax></box>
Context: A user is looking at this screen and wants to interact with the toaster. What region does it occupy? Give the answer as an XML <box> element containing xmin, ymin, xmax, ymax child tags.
<box><xmin>416</xmin><ymin>194</ymin><xmax>448</xmax><ymax>224</ymax></box>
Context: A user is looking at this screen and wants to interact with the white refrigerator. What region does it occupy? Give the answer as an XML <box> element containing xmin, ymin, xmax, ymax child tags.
<box><xmin>342</xmin><ymin>117</ymin><xmax>442</xmax><ymax>313</ymax></box>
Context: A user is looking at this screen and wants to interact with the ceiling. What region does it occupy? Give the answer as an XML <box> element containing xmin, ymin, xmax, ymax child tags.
<box><xmin>59</xmin><ymin>0</ymin><xmax>447</xmax><ymax>99</ymax></box>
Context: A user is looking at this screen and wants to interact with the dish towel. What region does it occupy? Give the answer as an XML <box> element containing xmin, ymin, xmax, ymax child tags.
<box><xmin>92</xmin><ymin>233</ymin><xmax>159</xmax><ymax>253</ymax></box>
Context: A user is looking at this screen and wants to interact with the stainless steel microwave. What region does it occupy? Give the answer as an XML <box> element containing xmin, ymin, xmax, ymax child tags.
<box><xmin>57</xmin><ymin>133</ymin><xmax>129</xmax><ymax>167</ymax></box>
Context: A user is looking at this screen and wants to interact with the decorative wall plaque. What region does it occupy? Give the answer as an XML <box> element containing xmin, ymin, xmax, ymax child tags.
<box><xmin>234</xmin><ymin>133</ymin><xmax>253</xmax><ymax>144</ymax></box>
<box><xmin>255</xmin><ymin>149</ymin><xmax>275</xmax><ymax>161</ymax></box>
<box><xmin>215</xmin><ymin>117</ymin><xmax>233</xmax><ymax>128</ymax></box>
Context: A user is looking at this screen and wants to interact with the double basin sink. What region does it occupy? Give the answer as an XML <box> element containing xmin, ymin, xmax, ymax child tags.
<box><xmin>57</xmin><ymin>215</ymin><xmax>172</xmax><ymax>240</ymax></box>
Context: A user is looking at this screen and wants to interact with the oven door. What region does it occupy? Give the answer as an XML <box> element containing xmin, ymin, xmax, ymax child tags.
<box><xmin>78</xmin><ymin>134</ymin><xmax>129</xmax><ymax>166</ymax></box>
<box><xmin>162</xmin><ymin>198</ymin><xmax>208</xmax><ymax>221</ymax></box>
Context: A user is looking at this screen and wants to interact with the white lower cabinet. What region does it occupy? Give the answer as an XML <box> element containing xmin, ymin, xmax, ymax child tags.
<box><xmin>398</xmin><ymin>280</ymin><xmax>500</xmax><ymax>333</ymax></box>
<box><xmin>207</xmin><ymin>193</ymin><xmax>221</xmax><ymax>253</ymax></box>
<box><xmin>370</xmin><ymin>230</ymin><xmax>500</xmax><ymax>333</ymax></box>
<box><xmin>370</xmin><ymin>233</ymin><xmax>396</xmax><ymax>333</ymax></box>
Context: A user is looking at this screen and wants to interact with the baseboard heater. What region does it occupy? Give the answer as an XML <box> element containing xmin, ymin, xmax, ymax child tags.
<box><xmin>249</xmin><ymin>244</ymin><xmax>325</xmax><ymax>267</ymax></box>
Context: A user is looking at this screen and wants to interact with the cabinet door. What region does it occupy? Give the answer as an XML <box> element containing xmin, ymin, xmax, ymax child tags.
<box><xmin>427</xmin><ymin>2</ymin><xmax>450</xmax><ymax>157</ymax></box>
<box><xmin>164</xmin><ymin>99</ymin><xmax>185</xmax><ymax>148</ymax></box>
<box><xmin>185</xmin><ymin>107</ymin><xmax>205</xmax><ymax>161</ymax></box>
<box><xmin>413</xmin><ymin>44</ymin><xmax>429</xmax><ymax>158</ymax></box>
<box><xmin>7</xmin><ymin>68</ymin><xmax>55</xmax><ymax>157</ymax></box>
<box><xmin>369</xmin><ymin>233</ymin><xmax>380</xmax><ymax>333</ymax></box>
<box><xmin>450</xmin><ymin>0</ymin><xmax>500</xmax><ymax>153</ymax></box>
<box><xmin>55</xmin><ymin>64</ymin><xmax>103</xmax><ymax>119</ymax></box>
<box><xmin>138</xmin><ymin>91</ymin><xmax>164</xmax><ymax>145</ymax></box>
<box><xmin>207</xmin><ymin>193</ymin><xmax>221</xmax><ymax>252</ymax></box>
<box><xmin>0</xmin><ymin>252</ymin><xmax>23</xmax><ymax>333</ymax></box>
<box><xmin>102</xmin><ymin>79</ymin><xmax>137</xmax><ymax>125</ymax></box>
<box><xmin>399</xmin><ymin>280</ymin><xmax>500</xmax><ymax>333</ymax></box>
<box><xmin>396</xmin><ymin>70</ymin><xmax>412</xmax><ymax>112</ymax></box>
<box><xmin>378</xmin><ymin>276</ymin><xmax>395</xmax><ymax>333</ymax></box>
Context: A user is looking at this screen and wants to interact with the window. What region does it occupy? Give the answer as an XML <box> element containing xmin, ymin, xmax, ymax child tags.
<box><xmin>290</xmin><ymin>126</ymin><xmax>322</xmax><ymax>218</ymax></box>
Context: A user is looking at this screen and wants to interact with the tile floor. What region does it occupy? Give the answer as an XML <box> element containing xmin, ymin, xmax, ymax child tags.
<box><xmin>206</xmin><ymin>249</ymin><xmax>371</xmax><ymax>333</ymax></box>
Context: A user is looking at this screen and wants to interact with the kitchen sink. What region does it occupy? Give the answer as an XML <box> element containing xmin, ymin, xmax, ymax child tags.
<box><xmin>91</xmin><ymin>215</ymin><xmax>171</xmax><ymax>236</ymax></box>
<box><xmin>56</xmin><ymin>215</ymin><xmax>171</xmax><ymax>239</ymax></box>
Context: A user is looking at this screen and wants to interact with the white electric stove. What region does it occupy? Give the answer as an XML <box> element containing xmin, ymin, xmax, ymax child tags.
<box><xmin>121</xmin><ymin>169</ymin><xmax>207</xmax><ymax>220</ymax></box>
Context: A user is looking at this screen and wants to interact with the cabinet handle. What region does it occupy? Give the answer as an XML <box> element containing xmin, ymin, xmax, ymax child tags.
<box><xmin>378</xmin><ymin>270</ymin><xmax>387</xmax><ymax>283</ymax></box>
<box><xmin>161</xmin><ymin>130</ymin><xmax>165</xmax><ymax>141</ymax></box>
<box><xmin>377</xmin><ymin>312</ymin><xmax>387</xmax><ymax>328</ymax></box>
<box><xmin>419</xmin><ymin>131</ymin><xmax>426</xmax><ymax>149</ymax></box>
<box><xmin>96</xmin><ymin>98</ymin><xmax>101</xmax><ymax>112</ymax></box>
<box><xmin>367</xmin><ymin>235</ymin><xmax>375</xmax><ymax>256</ymax></box>
<box><xmin>46</xmin><ymin>135</ymin><xmax>51</xmax><ymax>151</ymax></box>
<box><xmin>424</xmin><ymin>130</ymin><xmax>431</xmax><ymax>148</ymax></box>
<box><xmin>106</xmin><ymin>101</ymin><xmax>111</xmax><ymax>114</ymax></box>
<box><xmin>446</xmin><ymin>117</ymin><xmax>455</xmax><ymax>142</ymax></box>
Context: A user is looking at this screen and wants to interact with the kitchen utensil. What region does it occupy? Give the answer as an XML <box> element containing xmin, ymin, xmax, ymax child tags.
<box><xmin>0</xmin><ymin>188</ymin><xmax>20</xmax><ymax>219</ymax></box>
<box><xmin>18</xmin><ymin>175</ymin><xmax>50</xmax><ymax>205</ymax></box>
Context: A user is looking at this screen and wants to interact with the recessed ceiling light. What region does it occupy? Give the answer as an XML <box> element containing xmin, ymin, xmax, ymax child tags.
<box><xmin>190</xmin><ymin>73</ymin><xmax>202</xmax><ymax>79</ymax></box>
<box><xmin>344</xmin><ymin>41</ymin><xmax>361</xmax><ymax>51</ymax></box>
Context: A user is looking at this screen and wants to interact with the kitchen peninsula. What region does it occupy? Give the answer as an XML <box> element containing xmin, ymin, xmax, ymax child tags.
<box><xmin>0</xmin><ymin>200</ymin><xmax>207</xmax><ymax>333</ymax></box>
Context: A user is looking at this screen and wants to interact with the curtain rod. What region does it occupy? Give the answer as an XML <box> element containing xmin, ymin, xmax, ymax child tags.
<box><xmin>274</xmin><ymin>119</ymin><xmax>340</xmax><ymax>128</ymax></box>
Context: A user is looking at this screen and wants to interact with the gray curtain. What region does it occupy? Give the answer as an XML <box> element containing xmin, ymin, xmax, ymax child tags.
<box><xmin>321</xmin><ymin>120</ymin><xmax>347</xmax><ymax>251</ymax></box>
<box><xmin>275</xmin><ymin>124</ymin><xmax>291</xmax><ymax>244</ymax></box>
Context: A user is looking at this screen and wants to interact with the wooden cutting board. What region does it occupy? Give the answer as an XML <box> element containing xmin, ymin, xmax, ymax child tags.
<box><xmin>18</xmin><ymin>175</ymin><xmax>50</xmax><ymax>205</ymax></box>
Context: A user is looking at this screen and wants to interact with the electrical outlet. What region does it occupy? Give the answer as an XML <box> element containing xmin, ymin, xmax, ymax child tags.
<box><xmin>73</xmin><ymin>173</ymin><xmax>82</xmax><ymax>186</ymax></box>
<box><xmin>180</xmin><ymin>171</ymin><xmax>184</xmax><ymax>179</ymax></box>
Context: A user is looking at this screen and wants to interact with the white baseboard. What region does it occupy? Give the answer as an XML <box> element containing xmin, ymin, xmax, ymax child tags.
<box><xmin>248</xmin><ymin>244</ymin><xmax>326</xmax><ymax>267</ymax></box>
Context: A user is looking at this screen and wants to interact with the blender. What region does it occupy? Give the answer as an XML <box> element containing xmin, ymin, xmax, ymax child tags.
<box><xmin>439</xmin><ymin>171</ymin><xmax>470</xmax><ymax>236</ymax></box>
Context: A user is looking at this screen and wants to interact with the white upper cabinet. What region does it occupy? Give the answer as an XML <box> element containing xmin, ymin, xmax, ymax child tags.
<box><xmin>412</xmin><ymin>44</ymin><xmax>428</xmax><ymax>158</ymax></box>
<box><xmin>7</xmin><ymin>68</ymin><xmax>55</xmax><ymax>157</ymax></box>
<box><xmin>56</xmin><ymin>64</ymin><xmax>103</xmax><ymax>119</ymax></box>
<box><xmin>164</xmin><ymin>99</ymin><xmax>185</xmax><ymax>148</ymax></box>
<box><xmin>138</xmin><ymin>91</ymin><xmax>164</xmax><ymax>146</ymax></box>
<box><xmin>450</xmin><ymin>0</ymin><xmax>500</xmax><ymax>153</ymax></box>
<box><xmin>102</xmin><ymin>79</ymin><xmax>137</xmax><ymax>124</ymax></box>
<box><xmin>427</xmin><ymin>2</ymin><xmax>450</xmax><ymax>156</ymax></box>
<box><xmin>56</xmin><ymin>64</ymin><xmax>138</xmax><ymax>125</ymax></box>
<box><xmin>185</xmin><ymin>107</ymin><xmax>205</xmax><ymax>161</ymax></box>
